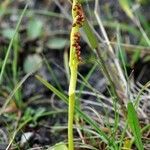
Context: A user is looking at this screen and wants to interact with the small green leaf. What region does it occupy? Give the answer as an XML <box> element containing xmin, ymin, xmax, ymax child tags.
<box><xmin>23</xmin><ymin>54</ymin><xmax>42</xmax><ymax>74</ymax></box>
<box><xmin>47</xmin><ymin>38</ymin><xmax>69</xmax><ymax>50</ymax></box>
<box><xmin>127</xmin><ymin>102</ymin><xmax>144</xmax><ymax>150</ymax></box>
<box><xmin>33</xmin><ymin>107</ymin><xmax>46</xmax><ymax>122</ymax></box>
<box><xmin>27</xmin><ymin>18</ymin><xmax>43</xmax><ymax>39</ymax></box>
<box><xmin>118</xmin><ymin>0</ymin><xmax>134</xmax><ymax>19</ymax></box>
<box><xmin>2</xmin><ymin>28</ymin><xmax>18</xmax><ymax>40</ymax></box>
<box><xmin>48</xmin><ymin>142</ymin><xmax>68</xmax><ymax>150</ymax></box>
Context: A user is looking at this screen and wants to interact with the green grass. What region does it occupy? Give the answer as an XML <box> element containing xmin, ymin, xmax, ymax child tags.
<box><xmin>127</xmin><ymin>102</ymin><xmax>144</xmax><ymax>150</ymax></box>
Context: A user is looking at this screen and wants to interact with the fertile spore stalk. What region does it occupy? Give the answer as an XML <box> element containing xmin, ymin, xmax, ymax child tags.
<box><xmin>68</xmin><ymin>0</ymin><xmax>84</xmax><ymax>150</ymax></box>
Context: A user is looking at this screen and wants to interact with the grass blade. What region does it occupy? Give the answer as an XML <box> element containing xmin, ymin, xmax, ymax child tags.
<box><xmin>0</xmin><ymin>72</ymin><xmax>32</xmax><ymax>115</ymax></box>
<box><xmin>127</xmin><ymin>102</ymin><xmax>144</xmax><ymax>150</ymax></box>
<box><xmin>118</xmin><ymin>0</ymin><xmax>134</xmax><ymax>20</ymax></box>
<box><xmin>0</xmin><ymin>4</ymin><xmax>28</xmax><ymax>84</ymax></box>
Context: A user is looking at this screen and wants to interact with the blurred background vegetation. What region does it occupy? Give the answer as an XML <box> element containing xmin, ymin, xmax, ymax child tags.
<box><xmin>0</xmin><ymin>0</ymin><xmax>149</xmax><ymax>149</ymax></box>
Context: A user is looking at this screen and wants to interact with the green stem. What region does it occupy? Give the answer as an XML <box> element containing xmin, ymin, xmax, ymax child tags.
<box><xmin>68</xmin><ymin>1</ymin><xmax>84</xmax><ymax>149</ymax></box>
<box><xmin>68</xmin><ymin>67</ymin><xmax>78</xmax><ymax>150</ymax></box>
